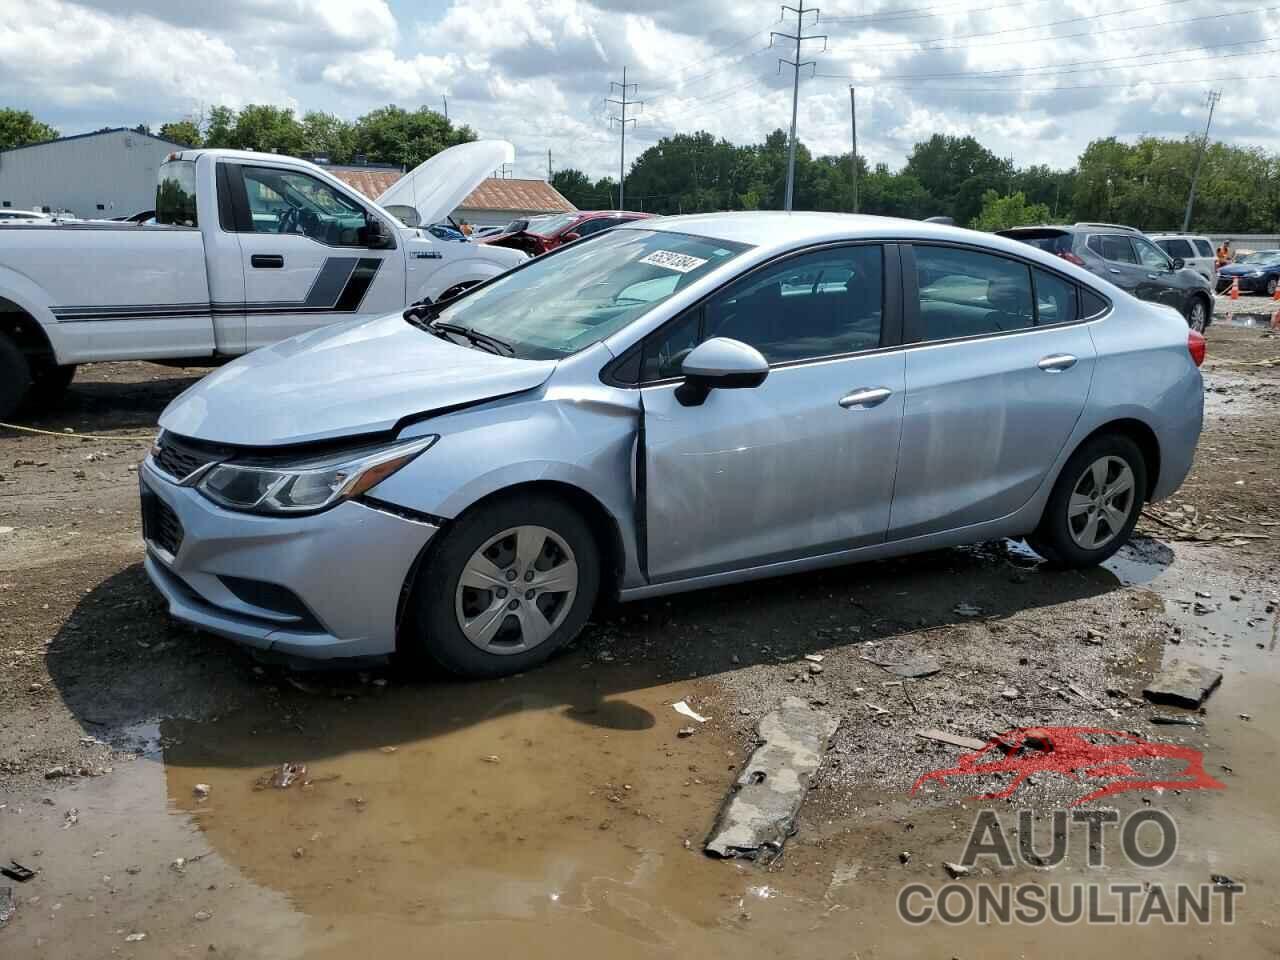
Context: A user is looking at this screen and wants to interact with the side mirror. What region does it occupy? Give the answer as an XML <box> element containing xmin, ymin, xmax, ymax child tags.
<box><xmin>675</xmin><ymin>337</ymin><xmax>769</xmax><ymax>407</ymax></box>
<box><xmin>364</xmin><ymin>217</ymin><xmax>393</xmax><ymax>249</ymax></box>
<box><xmin>561</xmin><ymin>231</ymin><xmax>582</xmax><ymax>243</ymax></box>
<box><xmin>1171</xmin><ymin>257</ymin><xmax>1185</xmax><ymax>271</ymax></box>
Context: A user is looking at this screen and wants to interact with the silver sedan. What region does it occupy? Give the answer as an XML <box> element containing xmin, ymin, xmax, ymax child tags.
<box><xmin>140</xmin><ymin>213</ymin><xmax>1205</xmax><ymax>676</ymax></box>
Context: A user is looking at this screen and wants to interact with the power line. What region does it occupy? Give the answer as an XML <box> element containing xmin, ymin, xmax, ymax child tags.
<box><xmin>772</xmin><ymin>1</ymin><xmax>827</xmax><ymax>211</ymax></box>
<box><xmin>822</xmin><ymin>0</ymin><xmax>1055</xmax><ymax>24</ymax></box>
<box><xmin>607</xmin><ymin>66</ymin><xmax>642</xmax><ymax>210</ymax></box>
<box><xmin>854</xmin><ymin>70</ymin><xmax>1280</xmax><ymax>93</ymax></box>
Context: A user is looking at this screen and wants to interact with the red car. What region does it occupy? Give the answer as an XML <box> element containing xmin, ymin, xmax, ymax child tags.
<box><xmin>479</xmin><ymin>210</ymin><xmax>653</xmax><ymax>257</ymax></box>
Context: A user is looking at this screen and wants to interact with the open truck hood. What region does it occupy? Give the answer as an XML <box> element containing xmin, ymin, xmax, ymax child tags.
<box><xmin>376</xmin><ymin>140</ymin><xmax>515</xmax><ymax>229</ymax></box>
<box><xmin>159</xmin><ymin>313</ymin><xmax>553</xmax><ymax>447</ymax></box>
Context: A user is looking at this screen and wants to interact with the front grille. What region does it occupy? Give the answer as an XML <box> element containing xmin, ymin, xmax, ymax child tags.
<box><xmin>155</xmin><ymin>433</ymin><xmax>230</xmax><ymax>482</ymax></box>
<box><xmin>141</xmin><ymin>487</ymin><xmax>184</xmax><ymax>555</ymax></box>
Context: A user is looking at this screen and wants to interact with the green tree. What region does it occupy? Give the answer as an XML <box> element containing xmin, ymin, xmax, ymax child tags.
<box><xmin>302</xmin><ymin>111</ymin><xmax>355</xmax><ymax>163</ymax></box>
<box><xmin>904</xmin><ymin>134</ymin><xmax>1012</xmax><ymax>224</ymax></box>
<box><xmin>0</xmin><ymin>109</ymin><xmax>58</xmax><ymax>150</ymax></box>
<box><xmin>550</xmin><ymin>168</ymin><xmax>595</xmax><ymax>208</ymax></box>
<box><xmin>228</xmin><ymin>104</ymin><xmax>307</xmax><ymax>155</ymax></box>
<box><xmin>203</xmin><ymin>106</ymin><xmax>236</xmax><ymax>148</ymax></box>
<box><xmin>351</xmin><ymin>105</ymin><xmax>475</xmax><ymax>169</ymax></box>
<box><xmin>158</xmin><ymin>120</ymin><xmax>202</xmax><ymax>147</ymax></box>
<box><xmin>970</xmin><ymin>190</ymin><xmax>1052</xmax><ymax>231</ymax></box>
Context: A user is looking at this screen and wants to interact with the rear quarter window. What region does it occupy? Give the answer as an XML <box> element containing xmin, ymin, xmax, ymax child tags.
<box><xmin>1194</xmin><ymin>239</ymin><xmax>1214</xmax><ymax>257</ymax></box>
<box><xmin>156</xmin><ymin>160</ymin><xmax>198</xmax><ymax>227</ymax></box>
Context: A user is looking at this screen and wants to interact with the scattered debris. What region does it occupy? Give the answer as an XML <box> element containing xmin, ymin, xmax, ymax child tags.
<box><xmin>803</xmin><ymin>654</ymin><xmax>824</xmax><ymax>663</ymax></box>
<box><xmin>192</xmin><ymin>783</ymin><xmax>211</xmax><ymax>800</ymax></box>
<box><xmin>677</xmin><ymin>726</ymin><xmax>696</xmax><ymax>738</ymax></box>
<box><xmin>63</xmin><ymin>808</ymin><xmax>78</xmax><ymax>828</ymax></box>
<box><xmin>953</xmin><ymin>602</ymin><xmax>983</xmax><ymax>617</ymax></box>
<box><xmin>1000</xmin><ymin>688</ymin><xmax>1020</xmax><ymax>700</ymax></box>
<box><xmin>257</xmin><ymin>762</ymin><xmax>306</xmax><ymax>789</ymax></box>
<box><xmin>1239</xmin><ymin>713</ymin><xmax>1253</xmax><ymax>721</ymax></box>
<box><xmin>808</xmin><ymin>662</ymin><xmax>824</xmax><ymax>676</ymax></box>
<box><xmin>899</xmin><ymin>851</ymin><xmax>911</xmax><ymax>864</ymax></box>
<box><xmin>194</xmin><ymin>910</ymin><xmax>213</xmax><ymax>921</ymax></box>
<box><xmin>865</xmin><ymin>653</ymin><xmax>942</xmax><ymax>679</ymax></box>
<box><xmin>481</xmin><ymin>755</ymin><xmax>501</xmax><ymax>763</ymax></box>
<box><xmin>1211</xmin><ymin>874</ymin><xmax>1243</xmax><ymax>890</ymax></box>
<box><xmin>1142</xmin><ymin>662</ymin><xmax>1223</xmax><ymax>709</ymax></box>
<box><xmin>0</xmin><ymin>886</ymin><xmax>13</xmax><ymax>927</ymax></box>
<box><xmin>944</xmin><ymin>862</ymin><xmax>971</xmax><ymax>879</ymax></box>
<box><xmin>1083</xmin><ymin>629</ymin><xmax>1104</xmax><ymax>645</ymax></box>
<box><xmin>125</xmin><ymin>932</ymin><xmax>147</xmax><ymax>942</ymax></box>
<box><xmin>1150</xmin><ymin>714</ymin><xmax>1203</xmax><ymax>727</ymax></box>
<box><xmin>1</xmin><ymin>862</ymin><xmax>35</xmax><ymax>883</ymax></box>
<box><xmin>915</xmin><ymin>729</ymin><xmax>987</xmax><ymax>752</ymax></box>
<box><xmin>44</xmin><ymin>766</ymin><xmax>75</xmax><ymax>780</ymax></box>
<box><xmin>705</xmin><ymin>698</ymin><xmax>840</xmax><ymax>862</ymax></box>
<box><xmin>673</xmin><ymin>700</ymin><xmax>709</xmax><ymax>723</ymax></box>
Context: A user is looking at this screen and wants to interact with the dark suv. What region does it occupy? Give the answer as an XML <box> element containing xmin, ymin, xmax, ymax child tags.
<box><xmin>998</xmin><ymin>223</ymin><xmax>1214</xmax><ymax>332</ymax></box>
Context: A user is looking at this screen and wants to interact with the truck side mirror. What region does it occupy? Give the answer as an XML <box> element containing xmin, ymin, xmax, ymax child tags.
<box><xmin>364</xmin><ymin>217</ymin><xmax>393</xmax><ymax>250</ymax></box>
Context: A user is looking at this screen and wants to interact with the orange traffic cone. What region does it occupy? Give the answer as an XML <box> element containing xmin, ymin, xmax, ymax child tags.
<box><xmin>1272</xmin><ymin>282</ymin><xmax>1280</xmax><ymax>302</ymax></box>
<box><xmin>1230</xmin><ymin>277</ymin><xmax>1239</xmax><ymax>300</ymax></box>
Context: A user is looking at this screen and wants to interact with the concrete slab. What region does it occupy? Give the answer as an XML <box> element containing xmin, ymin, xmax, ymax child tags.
<box><xmin>1143</xmin><ymin>661</ymin><xmax>1223</xmax><ymax>709</ymax></box>
<box><xmin>705</xmin><ymin>697</ymin><xmax>839</xmax><ymax>862</ymax></box>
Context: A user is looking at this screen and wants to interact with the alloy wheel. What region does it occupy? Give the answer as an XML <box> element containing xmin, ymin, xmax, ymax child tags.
<box><xmin>1067</xmin><ymin>456</ymin><xmax>1136</xmax><ymax>551</ymax></box>
<box><xmin>454</xmin><ymin>525</ymin><xmax>578</xmax><ymax>655</ymax></box>
<box><xmin>1188</xmin><ymin>300</ymin><xmax>1207</xmax><ymax>333</ymax></box>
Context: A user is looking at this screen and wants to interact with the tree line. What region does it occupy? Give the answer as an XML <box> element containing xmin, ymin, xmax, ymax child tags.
<box><xmin>3</xmin><ymin>106</ymin><xmax>1277</xmax><ymax>232</ymax></box>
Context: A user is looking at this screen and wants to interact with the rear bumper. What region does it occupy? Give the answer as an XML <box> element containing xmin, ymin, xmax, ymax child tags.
<box><xmin>140</xmin><ymin>459</ymin><xmax>438</xmax><ymax>659</ymax></box>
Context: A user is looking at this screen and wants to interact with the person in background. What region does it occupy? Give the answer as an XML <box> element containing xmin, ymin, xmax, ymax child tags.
<box><xmin>459</xmin><ymin>220</ymin><xmax>473</xmax><ymax>236</ymax></box>
<box><xmin>1215</xmin><ymin>239</ymin><xmax>1232</xmax><ymax>269</ymax></box>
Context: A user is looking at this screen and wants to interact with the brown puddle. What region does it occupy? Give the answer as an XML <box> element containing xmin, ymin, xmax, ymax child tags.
<box><xmin>8</xmin><ymin>550</ymin><xmax>1280</xmax><ymax>958</ymax></box>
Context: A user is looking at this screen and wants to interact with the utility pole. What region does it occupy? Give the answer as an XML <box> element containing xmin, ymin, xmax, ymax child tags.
<box><xmin>772</xmin><ymin>2</ymin><xmax>826</xmax><ymax>212</ymax></box>
<box><xmin>607</xmin><ymin>67</ymin><xmax>642</xmax><ymax>210</ymax></box>
<box><xmin>849</xmin><ymin>86</ymin><xmax>858</xmax><ymax>214</ymax></box>
<box><xmin>1182</xmin><ymin>89</ymin><xmax>1221</xmax><ymax>232</ymax></box>
<box><xmin>547</xmin><ymin>149</ymin><xmax>552</xmax><ymax>181</ymax></box>
<box><xmin>442</xmin><ymin>95</ymin><xmax>448</xmax><ymax>122</ymax></box>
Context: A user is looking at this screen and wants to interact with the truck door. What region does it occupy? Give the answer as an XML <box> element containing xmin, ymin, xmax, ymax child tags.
<box><xmin>223</xmin><ymin>163</ymin><xmax>406</xmax><ymax>350</ymax></box>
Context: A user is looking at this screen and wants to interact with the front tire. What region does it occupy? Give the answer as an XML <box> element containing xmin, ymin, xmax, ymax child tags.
<box><xmin>406</xmin><ymin>493</ymin><xmax>600</xmax><ymax>678</ymax></box>
<box><xmin>1027</xmin><ymin>433</ymin><xmax>1148</xmax><ymax>568</ymax></box>
<box><xmin>0</xmin><ymin>336</ymin><xmax>31</xmax><ymax>421</ymax></box>
<box><xmin>24</xmin><ymin>362</ymin><xmax>76</xmax><ymax>412</ymax></box>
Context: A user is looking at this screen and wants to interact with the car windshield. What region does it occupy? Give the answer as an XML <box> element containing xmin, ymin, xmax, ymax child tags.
<box><xmin>430</xmin><ymin>228</ymin><xmax>751</xmax><ymax>360</ymax></box>
<box><xmin>1239</xmin><ymin>250</ymin><xmax>1280</xmax><ymax>264</ymax></box>
<box><xmin>526</xmin><ymin>213</ymin><xmax>579</xmax><ymax>236</ymax></box>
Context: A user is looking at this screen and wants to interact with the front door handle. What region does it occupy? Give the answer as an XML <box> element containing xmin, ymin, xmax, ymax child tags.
<box><xmin>1146</xmin><ymin>273</ymin><xmax>1162</xmax><ymax>280</ymax></box>
<box><xmin>839</xmin><ymin>386</ymin><xmax>893</xmax><ymax>408</ymax></box>
<box><xmin>1037</xmin><ymin>354</ymin><xmax>1078</xmax><ymax>373</ymax></box>
<box><xmin>251</xmin><ymin>254</ymin><xmax>284</xmax><ymax>269</ymax></box>
<box><xmin>1108</xmin><ymin>268</ymin><xmax>1121</xmax><ymax>275</ymax></box>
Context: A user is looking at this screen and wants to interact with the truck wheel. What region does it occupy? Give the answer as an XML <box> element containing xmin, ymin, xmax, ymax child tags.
<box><xmin>0</xmin><ymin>336</ymin><xmax>32</xmax><ymax>421</ymax></box>
<box><xmin>405</xmin><ymin>493</ymin><xmax>600</xmax><ymax>678</ymax></box>
<box><xmin>24</xmin><ymin>362</ymin><xmax>76</xmax><ymax>412</ymax></box>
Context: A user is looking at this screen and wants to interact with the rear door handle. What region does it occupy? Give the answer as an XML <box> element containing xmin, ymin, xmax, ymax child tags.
<box><xmin>839</xmin><ymin>387</ymin><xmax>893</xmax><ymax>408</ymax></box>
<box><xmin>1037</xmin><ymin>354</ymin><xmax>1078</xmax><ymax>372</ymax></box>
<box><xmin>251</xmin><ymin>254</ymin><xmax>284</xmax><ymax>269</ymax></box>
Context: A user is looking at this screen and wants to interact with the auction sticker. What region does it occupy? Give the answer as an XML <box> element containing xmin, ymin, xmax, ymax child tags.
<box><xmin>639</xmin><ymin>250</ymin><xmax>709</xmax><ymax>273</ymax></box>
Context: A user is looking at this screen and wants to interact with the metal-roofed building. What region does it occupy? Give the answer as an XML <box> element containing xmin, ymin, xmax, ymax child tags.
<box><xmin>0</xmin><ymin>127</ymin><xmax>190</xmax><ymax>219</ymax></box>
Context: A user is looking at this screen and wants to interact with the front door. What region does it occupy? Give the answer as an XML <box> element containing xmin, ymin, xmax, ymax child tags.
<box><xmin>229</xmin><ymin>164</ymin><xmax>406</xmax><ymax>350</ymax></box>
<box><xmin>1131</xmin><ymin>235</ymin><xmax>1185</xmax><ymax>312</ymax></box>
<box><xmin>641</xmin><ymin>243</ymin><xmax>905</xmax><ymax>582</ymax></box>
<box><xmin>889</xmin><ymin>244</ymin><xmax>1096</xmax><ymax>540</ymax></box>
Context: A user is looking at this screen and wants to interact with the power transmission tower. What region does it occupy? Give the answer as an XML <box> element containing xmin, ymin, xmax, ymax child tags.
<box><xmin>608</xmin><ymin>67</ymin><xmax>642</xmax><ymax>210</ymax></box>
<box><xmin>1182</xmin><ymin>89</ymin><xmax>1221</xmax><ymax>232</ymax></box>
<box><xmin>849</xmin><ymin>86</ymin><xmax>858</xmax><ymax>214</ymax></box>
<box><xmin>772</xmin><ymin>1</ymin><xmax>826</xmax><ymax>212</ymax></box>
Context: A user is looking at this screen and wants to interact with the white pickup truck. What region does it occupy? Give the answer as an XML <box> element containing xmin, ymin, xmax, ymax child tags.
<box><xmin>0</xmin><ymin>140</ymin><xmax>527</xmax><ymax>419</ymax></box>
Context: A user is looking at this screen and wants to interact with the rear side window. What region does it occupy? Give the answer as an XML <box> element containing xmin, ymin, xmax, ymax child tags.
<box><xmin>1032</xmin><ymin>269</ymin><xmax>1077</xmax><ymax>325</ymax></box>
<box><xmin>1003</xmin><ymin>230</ymin><xmax>1072</xmax><ymax>255</ymax></box>
<box><xmin>1088</xmin><ymin>235</ymin><xmax>1137</xmax><ymax>264</ymax></box>
<box><xmin>1158</xmin><ymin>238</ymin><xmax>1194</xmax><ymax>258</ymax></box>
<box><xmin>156</xmin><ymin>160</ymin><xmax>198</xmax><ymax>227</ymax></box>
<box><xmin>913</xmin><ymin>246</ymin><xmax>1033</xmax><ymax>340</ymax></box>
<box><xmin>1194</xmin><ymin>239</ymin><xmax>1214</xmax><ymax>257</ymax></box>
<box><xmin>1080</xmin><ymin>288</ymin><xmax>1110</xmax><ymax>319</ymax></box>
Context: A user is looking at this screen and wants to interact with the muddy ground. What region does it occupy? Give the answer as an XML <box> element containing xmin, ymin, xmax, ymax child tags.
<box><xmin>2</xmin><ymin>325</ymin><xmax>1280</xmax><ymax>958</ymax></box>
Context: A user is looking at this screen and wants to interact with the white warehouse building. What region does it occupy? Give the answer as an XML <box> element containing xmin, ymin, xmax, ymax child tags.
<box><xmin>0</xmin><ymin>128</ymin><xmax>187</xmax><ymax>219</ymax></box>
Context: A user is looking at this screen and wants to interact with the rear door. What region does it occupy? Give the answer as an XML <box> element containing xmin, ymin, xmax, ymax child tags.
<box><xmin>225</xmin><ymin>164</ymin><xmax>406</xmax><ymax>349</ymax></box>
<box><xmin>1131</xmin><ymin>236</ymin><xmax>1186</xmax><ymax>312</ymax></box>
<box><xmin>890</xmin><ymin>244</ymin><xmax>1096</xmax><ymax>540</ymax></box>
<box><xmin>641</xmin><ymin>243</ymin><xmax>905</xmax><ymax>581</ymax></box>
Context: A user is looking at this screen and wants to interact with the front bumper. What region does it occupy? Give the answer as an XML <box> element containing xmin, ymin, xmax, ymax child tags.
<box><xmin>139</xmin><ymin>458</ymin><xmax>438</xmax><ymax>659</ymax></box>
<box><xmin>1217</xmin><ymin>275</ymin><xmax>1267</xmax><ymax>294</ymax></box>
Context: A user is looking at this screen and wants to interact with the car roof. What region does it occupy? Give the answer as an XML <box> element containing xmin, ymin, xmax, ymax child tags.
<box><xmin>625</xmin><ymin>212</ymin><xmax>1108</xmax><ymax>283</ymax></box>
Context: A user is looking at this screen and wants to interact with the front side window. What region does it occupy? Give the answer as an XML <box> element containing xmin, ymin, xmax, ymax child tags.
<box><xmin>574</xmin><ymin>217</ymin><xmax>617</xmax><ymax>238</ymax></box>
<box><xmin>240</xmin><ymin>167</ymin><xmax>370</xmax><ymax>246</ymax></box>
<box><xmin>432</xmin><ymin>228</ymin><xmax>750</xmax><ymax>360</ymax></box>
<box><xmin>1088</xmin><ymin>234</ymin><xmax>1137</xmax><ymax>264</ymax></box>
<box><xmin>1133</xmin><ymin>237</ymin><xmax>1172</xmax><ymax>270</ymax></box>
<box><xmin>914</xmin><ymin>246</ymin><xmax>1033</xmax><ymax>340</ymax></box>
<box><xmin>156</xmin><ymin>160</ymin><xmax>198</xmax><ymax>227</ymax></box>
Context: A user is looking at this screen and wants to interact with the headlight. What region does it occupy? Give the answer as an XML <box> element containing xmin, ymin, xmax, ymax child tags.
<box><xmin>1250</xmin><ymin>269</ymin><xmax>1264</xmax><ymax>277</ymax></box>
<box><xmin>197</xmin><ymin>436</ymin><xmax>436</xmax><ymax>514</ymax></box>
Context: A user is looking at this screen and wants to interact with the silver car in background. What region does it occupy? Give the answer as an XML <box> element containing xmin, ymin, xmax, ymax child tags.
<box><xmin>140</xmin><ymin>213</ymin><xmax>1205</xmax><ymax>677</ymax></box>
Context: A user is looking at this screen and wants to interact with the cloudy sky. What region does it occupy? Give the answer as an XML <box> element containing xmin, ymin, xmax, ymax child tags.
<box><xmin>1</xmin><ymin>0</ymin><xmax>1275</xmax><ymax>179</ymax></box>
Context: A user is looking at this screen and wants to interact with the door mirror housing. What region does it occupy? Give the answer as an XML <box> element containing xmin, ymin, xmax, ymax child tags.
<box><xmin>364</xmin><ymin>216</ymin><xmax>394</xmax><ymax>249</ymax></box>
<box><xmin>1170</xmin><ymin>256</ymin><xmax>1185</xmax><ymax>271</ymax></box>
<box><xmin>561</xmin><ymin>231</ymin><xmax>582</xmax><ymax>243</ymax></box>
<box><xmin>675</xmin><ymin>337</ymin><xmax>769</xmax><ymax>407</ymax></box>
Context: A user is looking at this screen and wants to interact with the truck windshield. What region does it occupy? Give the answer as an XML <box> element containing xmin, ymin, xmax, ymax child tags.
<box><xmin>430</xmin><ymin>228</ymin><xmax>751</xmax><ymax>360</ymax></box>
<box><xmin>156</xmin><ymin>160</ymin><xmax>198</xmax><ymax>227</ymax></box>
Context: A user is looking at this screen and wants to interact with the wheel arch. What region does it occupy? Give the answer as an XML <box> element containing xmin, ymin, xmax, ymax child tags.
<box><xmin>0</xmin><ymin>278</ymin><xmax>61</xmax><ymax>365</ymax></box>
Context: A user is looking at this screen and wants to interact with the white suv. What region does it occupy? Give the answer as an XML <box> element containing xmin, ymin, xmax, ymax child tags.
<box><xmin>1150</xmin><ymin>234</ymin><xmax>1216</xmax><ymax>285</ymax></box>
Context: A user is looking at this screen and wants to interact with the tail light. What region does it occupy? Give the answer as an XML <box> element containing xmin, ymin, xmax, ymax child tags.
<box><xmin>1188</xmin><ymin>330</ymin><xmax>1206</xmax><ymax>367</ymax></box>
<box><xmin>1057</xmin><ymin>251</ymin><xmax>1086</xmax><ymax>267</ymax></box>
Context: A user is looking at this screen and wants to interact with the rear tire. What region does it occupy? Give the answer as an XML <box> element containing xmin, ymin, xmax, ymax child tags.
<box><xmin>23</xmin><ymin>362</ymin><xmax>76</xmax><ymax>412</ymax></box>
<box><xmin>406</xmin><ymin>493</ymin><xmax>600</xmax><ymax>678</ymax></box>
<box><xmin>0</xmin><ymin>335</ymin><xmax>31</xmax><ymax>421</ymax></box>
<box><xmin>1027</xmin><ymin>433</ymin><xmax>1148</xmax><ymax>569</ymax></box>
<box><xmin>1184</xmin><ymin>295</ymin><xmax>1210</xmax><ymax>333</ymax></box>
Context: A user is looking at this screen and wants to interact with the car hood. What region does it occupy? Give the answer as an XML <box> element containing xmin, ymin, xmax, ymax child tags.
<box><xmin>376</xmin><ymin>140</ymin><xmax>515</xmax><ymax>231</ymax></box>
<box><xmin>1220</xmin><ymin>262</ymin><xmax>1279</xmax><ymax>274</ymax></box>
<box><xmin>159</xmin><ymin>313</ymin><xmax>553</xmax><ymax>447</ymax></box>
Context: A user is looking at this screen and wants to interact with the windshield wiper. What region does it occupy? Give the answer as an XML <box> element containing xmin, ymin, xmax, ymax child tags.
<box><xmin>426</xmin><ymin>319</ymin><xmax>515</xmax><ymax>357</ymax></box>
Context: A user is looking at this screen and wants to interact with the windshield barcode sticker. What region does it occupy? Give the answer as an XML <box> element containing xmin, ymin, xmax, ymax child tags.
<box><xmin>639</xmin><ymin>250</ymin><xmax>709</xmax><ymax>273</ymax></box>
